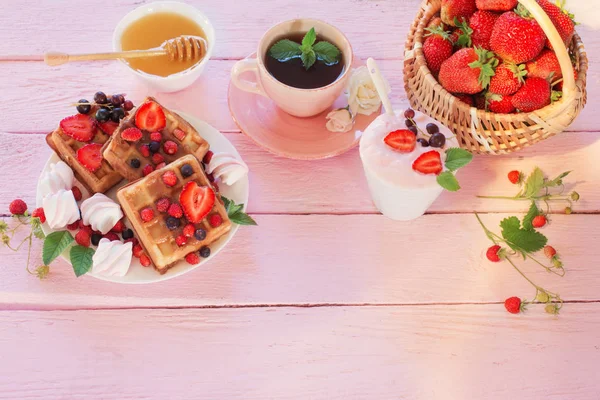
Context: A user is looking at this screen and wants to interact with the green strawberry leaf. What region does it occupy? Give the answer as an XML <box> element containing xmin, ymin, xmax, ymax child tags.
<box><xmin>437</xmin><ymin>171</ymin><xmax>461</xmax><ymax>192</ymax></box>
<box><xmin>269</xmin><ymin>39</ymin><xmax>302</xmax><ymax>62</ymax></box>
<box><xmin>500</xmin><ymin>216</ymin><xmax>547</xmax><ymax>255</ymax></box>
<box><xmin>522</xmin><ymin>201</ymin><xmax>539</xmax><ymax>231</ymax></box>
<box><xmin>42</xmin><ymin>231</ymin><xmax>74</xmax><ymax>265</ymax></box>
<box><xmin>523</xmin><ymin>167</ymin><xmax>544</xmax><ymax>198</ymax></box>
<box><xmin>313</xmin><ymin>41</ymin><xmax>340</xmax><ymax>65</ymax></box>
<box><xmin>444</xmin><ymin>148</ymin><xmax>473</xmax><ymax>171</ymax></box>
<box><xmin>70</xmin><ymin>245</ymin><xmax>95</xmax><ymax>277</ymax></box>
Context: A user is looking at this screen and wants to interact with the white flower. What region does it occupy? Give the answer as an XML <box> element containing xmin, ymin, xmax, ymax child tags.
<box><xmin>347</xmin><ymin>66</ymin><xmax>390</xmax><ymax>116</ymax></box>
<box><xmin>326</xmin><ymin>108</ymin><xmax>354</xmax><ymax>133</ymax></box>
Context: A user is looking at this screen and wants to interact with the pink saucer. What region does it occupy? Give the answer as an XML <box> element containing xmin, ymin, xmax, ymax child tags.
<box><xmin>228</xmin><ymin>55</ymin><xmax>381</xmax><ymax>160</ymax></box>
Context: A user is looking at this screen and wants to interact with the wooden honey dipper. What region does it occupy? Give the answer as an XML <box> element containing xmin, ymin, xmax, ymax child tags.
<box><xmin>43</xmin><ymin>36</ymin><xmax>207</xmax><ymax>66</ymax></box>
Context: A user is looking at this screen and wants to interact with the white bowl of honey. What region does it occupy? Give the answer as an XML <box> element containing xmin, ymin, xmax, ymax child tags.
<box><xmin>113</xmin><ymin>1</ymin><xmax>215</xmax><ymax>92</ymax></box>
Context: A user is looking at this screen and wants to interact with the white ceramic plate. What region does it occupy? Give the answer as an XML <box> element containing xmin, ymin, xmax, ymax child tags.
<box><xmin>36</xmin><ymin>111</ymin><xmax>250</xmax><ymax>284</ymax></box>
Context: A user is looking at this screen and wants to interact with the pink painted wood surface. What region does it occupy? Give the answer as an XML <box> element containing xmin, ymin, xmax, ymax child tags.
<box><xmin>2</xmin><ymin>305</ymin><xmax>600</xmax><ymax>399</ymax></box>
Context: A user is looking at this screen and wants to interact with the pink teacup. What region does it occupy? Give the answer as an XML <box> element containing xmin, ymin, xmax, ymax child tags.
<box><xmin>231</xmin><ymin>19</ymin><xmax>354</xmax><ymax>118</ymax></box>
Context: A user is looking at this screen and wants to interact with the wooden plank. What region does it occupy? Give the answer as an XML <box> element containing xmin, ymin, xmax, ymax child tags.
<box><xmin>1</xmin><ymin>305</ymin><xmax>599</xmax><ymax>399</ymax></box>
<box><xmin>0</xmin><ymin>214</ymin><xmax>596</xmax><ymax>309</ymax></box>
<box><xmin>1</xmin><ymin>131</ymin><xmax>597</xmax><ymax>215</ymax></box>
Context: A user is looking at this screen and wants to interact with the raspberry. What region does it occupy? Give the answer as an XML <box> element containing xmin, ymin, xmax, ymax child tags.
<box><xmin>185</xmin><ymin>252</ymin><xmax>200</xmax><ymax>265</ymax></box>
<box><xmin>67</xmin><ymin>220</ymin><xmax>80</xmax><ymax>230</ymax></box>
<box><xmin>212</xmin><ymin>182</ymin><xmax>219</xmax><ymax>193</ymax></box>
<box><xmin>133</xmin><ymin>244</ymin><xmax>144</xmax><ymax>258</ymax></box>
<box><xmin>162</xmin><ymin>170</ymin><xmax>177</xmax><ymax>187</ymax></box>
<box><xmin>175</xmin><ymin>235</ymin><xmax>187</xmax><ymax>247</ymax></box>
<box><xmin>173</xmin><ymin>128</ymin><xmax>186</xmax><ymax>141</ymax></box>
<box><xmin>207</xmin><ymin>173</ymin><xmax>215</xmax><ymax>182</ymax></box>
<box><xmin>155</xmin><ymin>162</ymin><xmax>166</xmax><ymax>170</ymax></box>
<box><xmin>103</xmin><ymin>232</ymin><xmax>119</xmax><ymax>241</ymax></box>
<box><xmin>156</xmin><ymin>198</ymin><xmax>171</xmax><ymax>213</ymax></box>
<box><xmin>168</xmin><ymin>203</ymin><xmax>183</xmax><ymax>218</ymax></box>
<box><xmin>150</xmin><ymin>131</ymin><xmax>162</xmax><ymax>142</ymax></box>
<box><xmin>209</xmin><ymin>214</ymin><xmax>223</xmax><ymax>228</ymax></box>
<box><xmin>111</xmin><ymin>220</ymin><xmax>125</xmax><ymax>233</ymax></box>
<box><xmin>139</xmin><ymin>253</ymin><xmax>152</xmax><ymax>267</ymax></box>
<box><xmin>544</xmin><ymin>245</ymin><xmax>557</xmax><ymax>259</ymax></box>
<box><xmin>9</xmin><ymin>199</ymin><xmax>27</xmax><ymax>215</ymax></box>
<box><xmin>32</xmin><ymin>207</ymin><xmax>46</xmax><ymax>223</ymax></box>
<box><xmin>152</xmin><ymin>153</ymin><xmax>165</xmax><ymax>165</ymax></box>
<box><xmin>71</xmin><ymin>186</ymin><xmax>83</xmax><ymax>201</ymax></box>
<box><xmin>142</xmin><ymin>164</ymin><xmax>154</xmax><ymax>176</ymax></box>
<box><xmin>140</xmin><ymin>208</ymin><xmax>155</xmax><ymax>222</ymax></box>
<box><xmin>124</xmin><ymin>237</ymin><xmax>139</xmax><ymax>247</ymax></box>
<box><xmin>486</xmin><ymin>245</ymin><xmax>502</xmax><ymax>262</ymax></box>
<box><xmin>163</xmin><ymin>140</ymin><xmax>178</xmax><ymax>155</ymax></box>
<box><xmin>78</xmin><ymin>222</ymin><xmax>93</xmax><ymax>235</ymax></box>
<box><xmin>532</xmin><ymin>215</ymin><xmax>547</xmax><ymax>228</ymax></box>
<box><xmin>75</xmin><ymin>230</ymin><xmax>91</xmax><ymax>247</ymax></box>
<box><xmin>508</xmin><ymin>170</ymin><xmax>521</xmax><ymax>184</ymax></box>
<box><xmin>140</xmin><ymin>144</ymin><xmax>151</xmax><ymax>158</ymax></box>
<box><xmin>183</xmin><ymin>224</ymin><xmax>195</xmax><ymax>238</ymax></box>
<box><xmin>203</xmin><ymin>150</ymin><xmax>214</xmax><ymax>164</ymax></box>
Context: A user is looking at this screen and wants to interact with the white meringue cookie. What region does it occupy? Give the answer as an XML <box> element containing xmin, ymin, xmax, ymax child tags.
<box><xmin>38</xmin><ymin>161</ymin><xmax>74</xmax><ymax>199</ymax></box>
<box><xmin>92</xmin><ymin>239</ymin><xmax>133</xmax><ymax>277</ymax></box>
<box><xmin>80</xmin><ymin>193</ymin><xmax>123</xmax><ymax>234</ymax></box>
<box><xmin>206</xmin><ymin>153</ymin><xmax>248</xmax><ymax>186</ymax></box>
<box><xmin>42</xmin><ymin>189</ymin><xmax>80</xmax><ymax>230</ymax></box>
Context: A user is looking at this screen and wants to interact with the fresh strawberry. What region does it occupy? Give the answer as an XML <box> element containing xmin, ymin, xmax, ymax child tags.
<box><xmin>111</xmin><ymin>220</ymin><xmax>125</xmax><ymax>233</ymax></box>
<box><xmin>163</xmin><ymin>140</ymin><xmax>178</xmax><ymax>155</ymax></box>
<box><xmin>139</xmin><ymin>144</ymin><xmax>151</xmax><ymax>158</ymax></box>
<box><xmin>423</xmin><ymin>26</ymin><xmax>454</xmax><ymax>74</ymax></box>
<box><xmin>412</xmin><ymin>151</ymin><xmax>443</xmax><ymax>175</ymax></box>
<box><xmin>135</xmin><ymin>101</ymin><xmax>166</xmax><ymax>131</ymax></box>
<box><xmin>60</xmin><ymin>114</ymin><xmax>96</xmax><ymax>142</ymax></box>
<box><xmin>32</xmin><ymin>207</ymin><xmax>46</xmax><ymax>223</ymax></box>
<box><xmin>75</xmin><ymin>230</ymin><xmax>91</xmax><ymax>247</ymax></box>
<box><xmin>489</xmin><ymin>62</ymin><xmax>527</xmax><ymax>96</ymax></box>
<box><xmin>469</xmin><ymin>10</ymin><xmax>499</xmax><ymax>49</ymax></box>
<box><xmin>537</xmin><ymin>0</ymin><xmax>575</xmax><ymax>50</ymax></box>
<box><xmin>511</xmin><ymin>77</ymin><xmax>551</xmax><ymax>112</ymax></box>
<box><xmin>98</xmin><ymin>121</ymin><xmax>119</xmax><ymax>136</ymax></box>
<box><xmin>179</xmin><ymin>182</ymin><xmax>216</xmax><ymax>223</ymax></box>
<box><xmin>544</xmin><ymin>245</ymin><xmax>557</xmax><ymax>259</ymax></box>
<box><xmin>71</xmin><ymin>186</ymin><xmax>83</xmax><ymax>201</ymax></box>
<box><xmin>139</xmin><ymin>253</ymin><xmax>152</xmax><ymax>267</ymax></box>
<box><xmin>439</xmin><ymin>47</ymin><xmax>498</xmax><ymax>94</ymax></box>
<box><xmin>121</xmin><ymin>127</ymin><xmax>143</xmax><ymax>142</ymax></box>
<box><xmin>441</xmin><ymin>0</ymin><xmax>477</xmax><ymax>26</ymax></box>
<box><xmin>449</xmin><ymin>19</ymin><xmax>473</xmax><ymax>48</ymax></box>
<box><xmin>142</xmin><ymin>164</ymin><xmax>154</xmax><ymax>176</ymax></box>
<box><xmin>475</xmin><ymin>0</ymin><xmax>517</xmax><ymax>11</ymax></box>
<box><xmin>185</xmin><ymin>252</ymin><xmax>200</xmax><ymax>265</ymax></box>
<box><xmin>162</xmin><ymin>170</ymin><xmax>178</xmax><ymax>187</ymax></box>
<box><xmin>133</xmin><ymin>244</ymin><xmax>144</xmax><ymax>258</ymax></box>
<box><xmin>455</xmin><ymin>94</ymin><xmax>475</xmax><ymax>106</ymax></box>
<box><xmin>152</xmin><ymin>153</ymin><xmax>165</xmax><ymax>165</ymax></box>
<box><xmin>532</xmin><ymin>215</ymin><xmax>547</xmax><ymax>228</ymax></box>
<box><xmin>156</xmin><ymin>198</ymin><xmax>171</xmax><ymax>213</ymax></box>
<box><xmin>183</xmin><ymin>223</ymin><xmax>195</xmax><ymax>238</ymax></box>
<box><xmin>555</xmin><ymin>69</ymin><xmax>577</xmax><ymax>91</ymax></box>
<box><xmin>526</xmin><ymin>49</ymin><xmax>562</xmax><ymax>81</ymax></box>
<box><xmin>77</xmin><ymin>143</ymin><xmax>103</xmax><ymax>172</ymax></box>
<box><xmin>489</xmin><ymin>8</ymin><xmax>546</xmax><ymax>64</ymax></box>
<box><xmin>150</xmin><ymin>131</ymin><xmax>162</xmax><ymax>142</ymax></box>
<box><xmin>168</xmin><ymin>203</ymin><xmax>183</xmax><ymax>218</ymax></box>
<box><xmin>508</xmin><ymin>170</ymin><xmax>521</xmax><ymax>184</ymax></box>
<box><xmin>175</xmin><ymin>235</ymin><xmax>188</xmax><ymax>247</ymax></box>
<box><xmin>487</xmin><ymin>93</ymin><xmax>515</xmax><ymax>114</ymax></box>
<box><xmin>486</xmin><ymin>244</ymin><xmax>502</xmax><ymax>262</ymax></box>
<box><xmin>173</xmin><ymin>128</ymin><xmax>187</xmax><ymax>141</ymax></box>
<box><xmin>9</xmin><ymin>199</ymin><xmax>27</xmax><ymax>215</ymax></box>
<box><xmin>140</xmin><ymin>207</ymin><xmax>154</xmax><ymax>222</ymax></box>
<box><xmin>427</xmin><ymin>16</ymin><xmax>447</xmax><ymax>30</ymax></box>
<box><xmin>383</xmin><ymin>130</ymin><xmax>417</xmax><ymax>153</ymax></box>
<box><xmin>203</xmin><ymin>151</ymin><xmax>214</xmax><ymax>164</ymax></box>
<box><xmin>504</xmin><ymin>296</ymin><xmax>523</xmax><ymax>314</ymax></box>
<box><xmin>67</xmin><ymin>220</ymin><xmax>80</xmax><ymax>230</ymax></box>
<box><xmin>209</xmin><ymin>214</ymin><xmax>223</xmax><ymax>228</ymax></box>
<box><xmin>103</xmin><ymin>232</ymin><xmax>120</xmax><ymax>242</ymax></box>
<box><xmin>78</xmin><ymin>220</ymin><xmax>92</xmax><ymax>235</ymax></box>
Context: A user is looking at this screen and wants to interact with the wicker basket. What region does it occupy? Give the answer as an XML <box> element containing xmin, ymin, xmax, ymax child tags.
<box><xmin>403</xmin><ymin>0</ymin><xmax>588</xmax><ymax>155</ymax></box>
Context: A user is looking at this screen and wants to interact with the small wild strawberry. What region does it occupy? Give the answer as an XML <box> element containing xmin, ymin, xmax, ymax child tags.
<box><xmin>543</xmin><ymin>245</ymin><xmax>557</xmax><ymax>259</ymax></box>
<box><xmin>486</xmin><ymin>245</ymin><xmax>503</xmax><ymax>262</ymax></box>
<box><xmin>504</xmin><ymin>296</ymin><xmax>525</xmax><ymax>314</ymax></box>
<box><xmin>532</xmin><ymin>215</ymin><xmax>547</xmax><ymax>228</ymax></box>
<box><xmin>507</xmin><ymin>170</ymin><xmax>521</xmax><ymax>184</ymax></box>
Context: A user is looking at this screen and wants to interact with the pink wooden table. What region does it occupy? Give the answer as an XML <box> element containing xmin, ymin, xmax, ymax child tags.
<box><xmin>1</xmin><ymin>0</ymin><xmax>599</xmax><ymax>398</ymax></box>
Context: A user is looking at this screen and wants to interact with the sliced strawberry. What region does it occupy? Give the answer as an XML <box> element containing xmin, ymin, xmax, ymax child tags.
<box><xmin>173</xmin><ymin>128</ymin><xmax>186</xmax><ymax>141</ymax></box>
<box><xmin>135</xmin><ymin>101</ymin><xmax>166</xmax><ymax>131</ymax></box>
<box><xmin>60</xmin><ymin>114</ymin><xmax>96</xmax><ymax>142</ymax></box>
<box><xmin>384</xmin><ymin>130</ymin><xmax>416</xmax><ymax>153</ymax></box>
<box><xmin>98</xmin><ymin>121</ymin><xmax>119</xmax><ymax>136</ymax></box>
<box><xmin>179</xmin><ymin>182</ymin><xmax>215</xmax><ymax>223</ymax></box>
<box><xmin>412</xmin><ymin>150</ymin><xmax>443</xmax><ymax>175</ymax></box>
<box><xmin>121</xmin><ymin>127</ymin><xmax>143</xmax><ymax>142</ymax></box>
<box><xmin>77</xmin><ymin>143</ymin><xmax>103</xmax><ymax>172</ymax></box>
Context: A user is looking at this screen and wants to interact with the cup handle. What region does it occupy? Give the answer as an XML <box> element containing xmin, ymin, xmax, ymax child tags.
<box><xmin>231</xmin><ymin>58</ymin><xmax>268</xmax><ymax>97</ymax></box>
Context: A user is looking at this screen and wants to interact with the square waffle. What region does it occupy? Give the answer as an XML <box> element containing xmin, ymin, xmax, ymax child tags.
<box><xmin>46</xmin><ymin>115</ymin><xmax>122</xmax><ymax>194</ymax></box>
<box><xmin>103</xmin><ymin>97</ymin><xmax>210</xmax><ymax>182</ymax></box>
<box><xmin>117</xmin><ymin>155</ymin><xmax>231</xmax><ymax>274</ymax></box>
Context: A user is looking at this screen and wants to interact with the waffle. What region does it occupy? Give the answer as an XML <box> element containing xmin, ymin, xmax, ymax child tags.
<box><xmin>117</xmin><ymin>155</ymin><xmax>231</xmax><ymax>274</ymax></box>
<box><xmin>103</xmin><ymin>97</ymin><xmax>210</xmax><ymax>182</ymax></box>
<box><xmin>46</xmin><ymin>117</ymin><xmax>122</xmax><ymax>194</ymax></box>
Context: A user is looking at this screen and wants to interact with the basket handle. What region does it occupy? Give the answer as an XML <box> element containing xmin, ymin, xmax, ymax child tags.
<box><xmin>517</xmin><ymin>0</ymin><xmax>575</xmax><ymax>99</ymax></box>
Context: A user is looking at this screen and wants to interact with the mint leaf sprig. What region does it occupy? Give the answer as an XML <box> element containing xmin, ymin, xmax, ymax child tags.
<box><xmin>269</xmin><ymin>27</ymin><xmax>341</xmax><ymax>70</ymax></box>
<box><xmin>222</xmin><ymin>196</ymin><xmax>257</xmax><ymax>226</ymax></box>
<box><xmin>1</xmin><ymin>212</ymin><xmax>50</xmax><ymax>279</ymax></box>
<box><xmin>437</xmin><ymin>148</ymin><xmax>474</xmax><ymax>192</ymax></box>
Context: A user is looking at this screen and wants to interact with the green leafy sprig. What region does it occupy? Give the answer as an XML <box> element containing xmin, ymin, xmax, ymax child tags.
<box><xmin>1</xmin><ymin>212</ymin><xmax>49</xmax><ymax>279</ymax></box>
<box><xmin>269</xmin><ymin>27</ymin><xmax>341</xmax><ymax>70</ymax></box>
<box><xmin>222</xmin><ymin>196</ymin><xmax>257</xmax><ymax>226</ymax></box>
<box><xmin>436</xmin><ymin>148</ymin><xmax>474</xmax><ymax>192</ymax></box>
